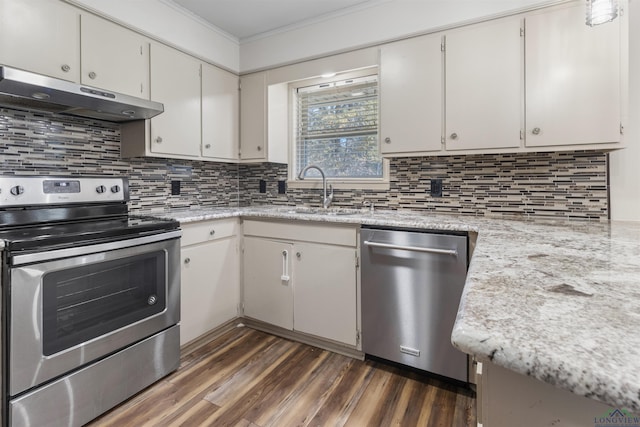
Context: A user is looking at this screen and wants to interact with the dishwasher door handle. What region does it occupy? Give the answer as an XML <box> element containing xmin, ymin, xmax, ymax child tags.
<box><xmin>363</xmin><ymin>240</ymin><xmax>458</xmax><ymax>256</ymax></box>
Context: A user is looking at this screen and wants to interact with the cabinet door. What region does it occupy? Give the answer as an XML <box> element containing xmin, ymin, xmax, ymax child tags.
<box><xmin>0</xmin><ymin>0</ymin><xmax>79</xmax><ymax>82</ymax></box>
<box><xmin>445</xmin><ymin>17</ymin><xmax>522</xmax><ymax>151</ymax></box>
<box><xmin>80</xmin><ymin>13</ymin><xmax>149</xmax><ymax>98</ymax></box>
<box><xmin>181</xmin><ymin>237</ymin><xmax>240</xmax><ymax>345</ymax></box>
<box><xmin>525</xmin><ymin>4</ymin><xmax>621</xmax><ymax>147</ymax></box>
<box><xmin>202</xmin><ymin>63</ymin><xmax>239</xmax><ymax>161</ymax></box>
<box><xmin>240</xmin><ymin>72</ymin><xmax>267</xmax><ymax>160</ymax></box>
<box><xmin>149</xmin><ymin>43</ymin><xmax>201</xmax><ymax>157</ymax></box>
<box><xmin>243</xmin><ymin>237</ymin><xmax>293</xmax><ymax>330</ymax></box>
<box><xmin>293</xmin><ymin>243</ymin><xmax>357</xmax><ymax>346</ymax></box>
<box><xmin>379</xmin><ymin>35</ymin><xmax>442</xmax><ymax>155</ymax></box>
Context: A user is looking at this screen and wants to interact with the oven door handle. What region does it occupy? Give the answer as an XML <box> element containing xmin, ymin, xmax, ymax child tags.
<box><xmin>11</xmin><ymin>230</ymin><xmax>182</xmax><ymax>266</ymax></box>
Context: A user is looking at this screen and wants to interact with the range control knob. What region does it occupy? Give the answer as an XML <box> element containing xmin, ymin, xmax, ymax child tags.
<box><xmin>10</xmin><ymin>185</ymin><xmax>24</xmax><ymax>196</ymax></box>
<box><xmin>110</xmin><ymin>185</ymin><xmax>121</xmax><ymax>194</ymax></box>
<box><xmin>96</xmin><ymin>185</ymin><xmax>107</xmax><ymax>194</ymax></box>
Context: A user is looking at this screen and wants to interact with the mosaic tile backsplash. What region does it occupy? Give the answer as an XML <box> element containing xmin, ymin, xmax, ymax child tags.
<box><xmin>0</xmin><ymin>108</ymin><xmax>239</xmax><ymax>212</ymax></box>
<box><xmin>240</xmin><ymin>152</ymin><xmax>609</xmax><ymax>219</ymax></box>
<box><xmin>1</xmin><ymin>107</ymin><xmax>608</xmax><ymax>219</ymax></box>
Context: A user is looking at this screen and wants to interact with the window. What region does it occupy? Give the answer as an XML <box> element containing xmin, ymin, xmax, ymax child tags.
<box><xmin>292</xmin><ymin>73</ymin><xmax>387</xmax><ymax>188</ymax></box>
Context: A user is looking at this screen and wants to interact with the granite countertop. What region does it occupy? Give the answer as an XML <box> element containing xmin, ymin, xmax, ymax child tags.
<box><xmin>148</xmin><ymin>205</ymin><xmax>640</xmax><ymax>412</ymax></box>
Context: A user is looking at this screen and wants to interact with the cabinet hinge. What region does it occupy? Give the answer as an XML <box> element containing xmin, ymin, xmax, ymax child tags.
<box><xmin>356</xmin><ymin>330</ymin><xmax>361</xmax><ymax>345</ymax></box>
<box><xmin>620</xmin><ymin>123</ymin><xmax>625</xmax><ymax>135</ymax></box>
<box><xmin>355</xmin><ymin>252</ymin><xmax>359</xmax><ymax>268</ymax></box>
<box><xmin>441</xmin><ymin>136</ymin><xmax>445</xmax><ymax>144</ymax></box>
<box><xmin>140</xmin><ymin>45</ymin><xmax>143</xmax><ymax>55</ymax></box>
<box><xmin>520</xmin><ymin>27</ymin><xmax>525</xmax><ymax>37</ymax></box>
<box><xmin>440</xmin><ymin>41</ymin><xmax>445</xmax><ymax>52</ymax></box>
<box><xmin>520</xmin><ymin>129</ymin><xmax>524</xmax><ymax>140</ymax></box>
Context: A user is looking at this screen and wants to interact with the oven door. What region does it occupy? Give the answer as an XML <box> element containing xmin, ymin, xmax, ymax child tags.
<box><xmin>8</xmin><ymin>232</ymin><xmax>180</xmax><ymax>397</ymax></box>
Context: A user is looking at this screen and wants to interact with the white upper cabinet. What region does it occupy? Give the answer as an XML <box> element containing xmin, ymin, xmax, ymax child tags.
<box><xmin>445</xmin><ymin>17</ymin><xmax>522</xmax><ymax>151</ymax></box>
<box><xmin>148</xmin><ymin>43</ymin><xmax>202</xmax><ymax>158</ymax></box>
<box><xmin>525</xmin><ymin>4</ymin><xmax>621</xmax><ymax>147</ymax></box>
<box><xmin>202</xmin><ymin>63</ymin><xmax>239</xmax><ymax>161</ymax></box>
<box><xmin>379</xmin><ymin>34</ymin><xmax>442</xmax><ymax>155</ymax></box>
<box><xmin>0</xmin><ymin>0</ymin><xmax>80</xmax><ymax>82</ymax></box>
<box><xmin>240</xmin><ymin>72</ymin><xmax>268</xmax><ymax>161</ymax></box>
<box><xmin>80</xmin><ymin>14</ymin><xmax>149</xmax><ymax>98</ymax></box>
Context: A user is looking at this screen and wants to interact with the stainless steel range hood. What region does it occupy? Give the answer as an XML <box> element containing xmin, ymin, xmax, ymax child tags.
<box><xmin>0</xmin><ymin>66</ymin><xmax>163</xmax><ymax>122</ymax></box>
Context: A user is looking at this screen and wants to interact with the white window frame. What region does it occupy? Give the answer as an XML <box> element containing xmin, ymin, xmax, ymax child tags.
<box><xmin>288</xmin><ymin>68</ymin><xmax>389</xmax><ymax>191</ymax></box>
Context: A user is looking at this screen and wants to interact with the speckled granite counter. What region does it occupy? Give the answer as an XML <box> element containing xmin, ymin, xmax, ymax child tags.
<box><xmin>146</xmin><ymin>205</ymin><xmax>640</xmax><ymax>412</ymax></box>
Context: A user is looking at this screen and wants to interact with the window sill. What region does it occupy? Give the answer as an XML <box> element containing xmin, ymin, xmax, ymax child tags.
<box><xmin>287</xmin><ymin>179</ymin><xmax>390</xmax><ymax>191</ymax></box>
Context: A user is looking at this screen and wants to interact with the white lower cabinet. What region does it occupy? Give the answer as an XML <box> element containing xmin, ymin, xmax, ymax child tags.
<box><xmin>242</xmin><ymin>237</ymin><xmax>294</xmax><ymax>330</ymax></box>
<box><xmin>242</xmin><ymin>220</ymin><xmax>359</xmax><ymax>347</ymax></box>
<box><xmin>293</xmin><ymin>242</ymin><xmax>357</xmax><ymax>346</ymax></box>
<box><xmin>180</xmin><ymin>219</ymin><xmax>240</xmax><ymax>346</ymax></box>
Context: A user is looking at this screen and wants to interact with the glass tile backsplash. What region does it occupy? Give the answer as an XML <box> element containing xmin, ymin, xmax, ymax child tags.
<box><xmin>0</xmin><ymin>107</ymin><xmax>608</xmax><ymax>219</ymax></box>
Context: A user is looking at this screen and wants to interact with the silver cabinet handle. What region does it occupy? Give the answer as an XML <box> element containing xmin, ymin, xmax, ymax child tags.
<box><xmin>532</xmin><ymin>127</ymin><xmax>541</xmax><ymax>135</ymax></box>
<box><xmin>184</xmin><ymin>257</ymin><xmax>191</xmax><ymax>264</ymax></box>
<box><xmin>257</xmin><ymin>146</ymin><xmax>262</xmax><ymax>151</ymax></box>
<box><xmin>450</xmin><ymin>133</ymin><xmax>458</xmax><ymax>140</ymax></box>
<box><xmin>209</xmin><ymin>230</ymin><xmax>215</xmax><ymax>236</ymax></box>
<box><xmin>88</xmin><ymin>71</ymin><xmax>97</xmax><ymax>79</ymax></box>
<box><xmin>364</xmin><ymin>240</ymin><xmax>458</xmax><ymax>256</ymax></box>
<box><xmin>384</xmin><ymin>137</ymin><xmax>391</xmax><ymax>144</ymax></box>
<box><xmin>205</xmin><ymin>144</ymin><xmax>211</xmax><ymax>149</ymax></box>
<box><xmin>155</xmin><ymin>136</ymin><xmax>163</xmax><ymax>143</ymax></box>
<box><xmin>61</xmin><ymin>64</ymin><xmax>71</xmax><ymax>72</ymax></box>
<box><xmin>281</xmin><ymin>250</ymin><xmax>290</xmax><ymax>282</ymax></box>
<box><xmin>296</xmin><ymin>252</ymin><xmax>301</xmax><ymax>259</ymax></box>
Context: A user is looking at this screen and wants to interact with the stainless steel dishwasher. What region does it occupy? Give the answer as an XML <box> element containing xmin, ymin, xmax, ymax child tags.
<box><xmin>360</xmin><ymin>226</ymin><xmax>468</xmax><ymax>382</ymax></box>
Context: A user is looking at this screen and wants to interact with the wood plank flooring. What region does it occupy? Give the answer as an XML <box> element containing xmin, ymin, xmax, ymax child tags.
<box><xmin>88</xmin><ymin>326</ymin><xmax>476</xmax><ymax>427</ymax></box>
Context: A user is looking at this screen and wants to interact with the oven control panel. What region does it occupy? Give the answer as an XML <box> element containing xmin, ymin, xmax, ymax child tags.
<box><xmin>0</xmin><ymin>176</ymin><xmax>129</xmax><ymax>207</ymax></box>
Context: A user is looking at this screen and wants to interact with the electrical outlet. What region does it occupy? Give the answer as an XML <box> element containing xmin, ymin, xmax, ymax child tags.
<box><xmin>259</xmin><ymin>179</ymin><xmax>267</xmax><ymax>193</ymax></box>
<box><xmin>171</xmin><ymin>180</ymin><xmax>180</xmax><ymax>196</ymax></box>
<box><xmin>278</xmin><ymin>180</ymin><xmax>286</xmax><ymax>194</ymax></box>
<box><xmin>430</xmin><ymin>179</ymin><xmax>443</xmax><ymax>197</ymax></box>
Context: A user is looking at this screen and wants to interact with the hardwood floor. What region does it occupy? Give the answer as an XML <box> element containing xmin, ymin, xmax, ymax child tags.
<box><xmin>88</xmin><ymin>326</ymin><xmax>476</xmax><ymax>427</ymax></box>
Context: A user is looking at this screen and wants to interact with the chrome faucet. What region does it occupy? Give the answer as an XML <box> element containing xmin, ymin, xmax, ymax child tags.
<box><xmin>298</xmin><ymin>164</ymin><xmax>333</xmax><ymax>209</ymax></box>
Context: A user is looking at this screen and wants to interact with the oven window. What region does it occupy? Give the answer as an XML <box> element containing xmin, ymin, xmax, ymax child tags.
<box><xmin>41</xmin><ymin>250</ymin><xmax>167</xmax><ymax>356</ymax></box>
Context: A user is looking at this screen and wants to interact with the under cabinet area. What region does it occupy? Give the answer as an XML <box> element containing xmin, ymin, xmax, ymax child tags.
<box><xmin>242</xmin><ymin>220</ymin><xmax>360</xmax><ymax>348</ymax></box>
<box><xmin>180</xmin><ymin>218</ymin><xmax>240</xmax><ymax>346</ymax></box>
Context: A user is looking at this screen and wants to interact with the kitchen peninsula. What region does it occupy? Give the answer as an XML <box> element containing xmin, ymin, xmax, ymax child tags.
<box><xmin>160</xmin><ymin>205</ymin><xmax>640</xmax><ymax>425</ymax></box>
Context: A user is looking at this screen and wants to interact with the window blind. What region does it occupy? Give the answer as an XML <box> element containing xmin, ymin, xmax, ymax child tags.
<box><xmin>295</xmin><ymin>75</ymin><xmax>381</xmax><ymax>179</ymax></box>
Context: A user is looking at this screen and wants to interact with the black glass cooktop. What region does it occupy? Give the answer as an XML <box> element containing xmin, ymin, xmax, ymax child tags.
<box><xmin>0</xmin><ymin>214</ymin><xmax>179</xmax><ymax>253</ymax></box>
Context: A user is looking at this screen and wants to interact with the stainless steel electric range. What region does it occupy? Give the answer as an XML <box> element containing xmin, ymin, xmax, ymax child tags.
<box><xmin>0</xmin><ymin>176</ymin><xmax>181</xmax><ymax>427</ymax></box>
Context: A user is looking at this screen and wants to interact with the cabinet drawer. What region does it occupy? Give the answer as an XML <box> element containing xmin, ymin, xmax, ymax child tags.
<box><xmin>180</xmin><ymin>218</ymin><xmax>238</xmax><ymax>247</ymax></box>
<box><xmin>243</xmin><ymin>220</ymin><xmax>356</xmax><ymax>247</ymax></box>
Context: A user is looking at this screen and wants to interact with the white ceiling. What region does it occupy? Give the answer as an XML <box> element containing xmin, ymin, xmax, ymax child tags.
<box><xmin>170</xmin><ymin>0</ymin><xmax>376</xmax><ymax>40</ymax></box>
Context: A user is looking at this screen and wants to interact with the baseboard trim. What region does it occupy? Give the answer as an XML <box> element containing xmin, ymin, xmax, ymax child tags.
<box><xmin>240</xmin><ymin>317</ymin><xmax>364</xmax><ymax>361</ymax></box>
<box><xmin>180</xmin><ymin>318</ymin><xmax>240</xmax><ymax>356</ymax></box>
